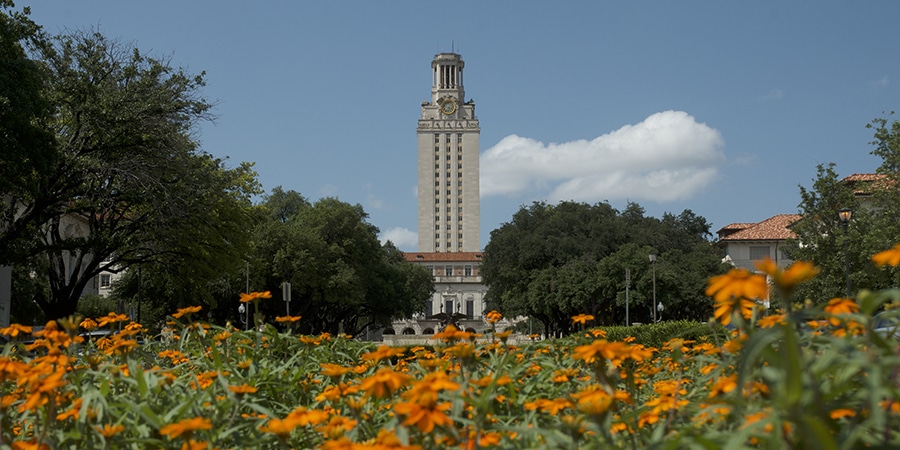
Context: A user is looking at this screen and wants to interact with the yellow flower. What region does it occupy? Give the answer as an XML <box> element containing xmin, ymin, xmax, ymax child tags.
<box><xmin>239</xmin><ymin>291</ymin><xmax>272</xmax><ymax>303</ymax></box>
<box><xmin>159</xmin><ymin>417</ymin><xmax>213</xmax><ymax>439</ymax></box>
<box><xmin>571</xmin><ymin>314</ymin><xmax>594</xmax><ymax>325</ymax></box>
<box><xmin>757</xmin><ymin>313</ymin><xmax>786</xmax><ymax>328</ymax></box>
<box><xmin>873</xmin><ymin>243</ymin><xmax>900</xmax><ymax>267</ymax></box>
<box><xmin>485</xmin><ymin>310</ymin><xmax>503</xmax><ymax>324</ymax></box>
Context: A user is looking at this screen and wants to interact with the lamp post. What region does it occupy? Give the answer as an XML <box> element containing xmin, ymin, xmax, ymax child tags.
<box><xmin>839</xmin><ymin>208</ymin><xmax>852</xmax><ymax>298</ymax></box>
<box><xmin>657</xmin><ymin>302</ymin><xmax>664</xmax><ymax>322</ymax></box>
<box><xmin>649</xmin><ymin>251</ymin><xmax>657</xmax><ymax>323</ymax></box>
<box><xmin>625</xmin><ymin>268</ymin><xmax>631</xmax><ymax>326</ymax></box>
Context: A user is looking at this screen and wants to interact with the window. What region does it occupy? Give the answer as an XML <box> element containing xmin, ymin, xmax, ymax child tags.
<box><xmin>435</xmin><ymin>164</ymin><xmax>439</xmax><ymax>169</ymax></box>
<box><xmin>447</xmin><ymin>190</ymin><xmax>451</xmax><ymax>195</ymax></box>
<box><xmin>458</xmin><ymin>223</ymin><xmax>463</xmax><ymax>230</ymax></box>
<box><xmin>749</xmin><ymin>246</ymin><xmax>770</xmax><ymax>261</ymax></box>
<box><xmin>446</xmin><ymin>233</ymin><xmax>451</xmax><ymax>240</ymax></box>
<box><xmin>466</xmin><ymin>299</ymin><xmax>474</xmax><ymax>319</ymax></box>
<box><xmin>445</xmin><ymin>266</ymin><xmax>453</xmax><ymax>276</ymax></box>
<box><xmin>435</xmin><ymin>233</ymin><xmax>440</xmax><ymax>240</ymax></box>
<box><xmin>435</xmin><ymin>180</ymin><xmax>440</xmax><ymax>186</ymax></box>
<box><xmin>446</xmin><ymin>154</ymin><xmax>451</xmax><ymax>160</ymax></box>
<box><xmin>434</xmin><ymin>207</ymin><xmax>439</xmax><ymax>213</ymax></box>
<box><xmin>434</xmin><ymin>133</ymin><xmax>439</xmax><ymax>143</ymax></box>
<box><xmin>435</xmin><ymin>224</ymin><xmax>440</xmax><ymax>230</ymax></box>
<box><xmin>446</xmin><ymin>163</ymin><xmax>451</xmax><ymax>169</ymax></box>
<box><xmin>445</xmin><ymin>134</ymin><xmax>451</xmax><ymax>143</ymax></box>
<box><xmin>446</xmin><ymin>180</ymin><xmax>450</xmax><ymax>186</ymax></box>
<box><xmin>100</xmin><ymin>274</ymin><xmax>111</xmax><ymax>288</ymax></box>
<box><xmin>434</xmin><ymin>154</ymin><xmax>439</xmax><ymax>160</ymax></box>
<box><xmin>435</xmin><ymin>198</ymin><xmax>439</xmax><ymax>204</ymax></box>
<box><xmin>464</xmin><ymin>266</ymin><xmax>472</xmax><ymax>276</ymax></box>
<box><xmin>446</xmin><ymin>224</ymin><xmax>451</xmax><ymax>230</ymax></box>
<box><xmin>458</xmin><ymin>233</ymin><xmax>463</xmax><ymax>239</ymax></box>
<box><xmin>425</xmin><ymin>265</ymin><xmax>433</xmax><ymax>274</ymax></box>
<box><xmin>457</xmin><ymin>180</ymin><xmax>463</xmax><ymax>186</ymax></box>
<box><xmin>457</xmin><ymin>154</ymin><xmax>462</xmax><ymax>160</ymax></box>
<box><xmin>446</xmin><ymin>206</ymin><xmax>451</xmax><ymax>213</ymax></box>
<box><xmin>458</xmin><ymin>207</ymin><xmax>463</xmax><ymax>213</ymax></box>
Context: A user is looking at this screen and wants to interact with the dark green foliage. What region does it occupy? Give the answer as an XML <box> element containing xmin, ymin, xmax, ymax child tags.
<box><xmin>481</xmin><ymin>201</ymin><xmax>728</xmax><ymax>337</ymax></box>
<box><xmin>600</xmin><ymin>320</ymin><xmax>719</xmax><ymax>350</ymax></box>
<box><xmin>251</xmin><ymin>189</ymin><xmax>434</xmax><ymax>336</ymax></box>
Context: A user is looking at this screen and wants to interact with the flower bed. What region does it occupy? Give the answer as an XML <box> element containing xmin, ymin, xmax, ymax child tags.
<box><xmin>3</xmin><ymin>245</ymin><xmax>900</xmax><ymax>448</ymax></box>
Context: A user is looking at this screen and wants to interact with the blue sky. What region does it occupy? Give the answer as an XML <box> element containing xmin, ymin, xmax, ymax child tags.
<box><xmin>23</xmin><ymin>1</ymin><xmax>900</xmax><ymax>251</ymax></box>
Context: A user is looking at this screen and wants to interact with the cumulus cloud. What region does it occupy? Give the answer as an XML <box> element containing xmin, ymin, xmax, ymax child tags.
<box><xmin>380</xmin><ymin>227</ymin><xmax>417</xmax><ymax>250</ymax></box>
<box><xmin>480</xmin><ymin>110</ymin><xmax>724</xmax><ymax>203</ymax></box>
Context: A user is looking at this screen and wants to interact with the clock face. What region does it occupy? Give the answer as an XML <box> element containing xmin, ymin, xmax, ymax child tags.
<box><xmin>440</xmin><ymin>98</ymin><xmax>457</xmax><ymax>115</ymax></box>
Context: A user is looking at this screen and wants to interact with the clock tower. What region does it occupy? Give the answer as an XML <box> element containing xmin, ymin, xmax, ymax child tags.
<box><xmin>416</xmin><ymin>53</ymin><xmax>480</xmax><ymax>252</ymax></box>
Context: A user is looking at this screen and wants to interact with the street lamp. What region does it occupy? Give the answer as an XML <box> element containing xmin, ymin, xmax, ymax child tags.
<box><xmin>649</xmin><ymin>251</ymin><xmax>657</xmax><ymax>323</ymax></box>
<box><xmin>839</xmin><ymin>208</ymin><xmax>852</xmax><ymax>298</ymax></box>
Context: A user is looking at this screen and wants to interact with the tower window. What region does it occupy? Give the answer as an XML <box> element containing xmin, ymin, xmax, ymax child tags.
<box><xmin>435</xmin><ymin>164</ymin><xmax>439</xmax><ymax>169</ymax></box>
<box><xmin>435</xmin><ymin>181</ymin><xmax>439</xmax><ymax>186</ymax></box>
<box><xmin>458</xmin><ymin>154</ymin><xmax>462</xmax><ymax>160</ymax></box>
<box><xmin>435</xmin><ymin>154</ymin><xmax>439</xmax><ymax>160</ymax></box>
<box><xmin>435</xmin><ymin>224</ymin><xmax>439</xmax><ymax>230</ymax></box>
<box><xmin>434</xmin><ymin>133</ymin><xmax>439</xmax><ymax>143</ymax></box>
<box><xmin>458</xmin><ymin>163</ymin><xmax>462</xmax><ymax>169</ymax></box>
<box><xmin>434</xmin><ymin>207</ymin><xmax>439</xmax><ymax>213</ymax></box>
<box><xmin>446</xmin><ymin>163</ymin><xmax>451</xmax><ymax>169</ymax></box>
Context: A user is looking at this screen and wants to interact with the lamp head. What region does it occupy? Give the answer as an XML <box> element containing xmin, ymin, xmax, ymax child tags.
<box><xmin>838</xmin><ymin>208</ymin><xmax>852</xmax><ymax>225</ymax></box>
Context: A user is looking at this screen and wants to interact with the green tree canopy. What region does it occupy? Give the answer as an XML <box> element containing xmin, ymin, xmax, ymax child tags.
<box><xmin>481</xmin><ymin>201</ymin><xmax>726</xmax><ymax>336</ymax></box>
<box><xmin>1</xmin><ymin>19</ymin><xmax>260</xmax><ymax>321</ymax></box>
<box><xmin>251</xmin><ymin>189</ymin><xmax>433</xmax><ymax>336</ymax></box>
<box><xmin>785</xmin><ymin>115</ymin><xmax>900</xmax><ymax>302</ymax></box>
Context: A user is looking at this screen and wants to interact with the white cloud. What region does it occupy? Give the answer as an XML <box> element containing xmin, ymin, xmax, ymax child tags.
<box><xmin>760</xmin><ymin>89</ymin><xmax>784</xmax><ymax>101</ymax></box>
<box><xmin>873</xmin><ymin>75</ymin><xmax>890</xmax><ymax>87</ymax></box>
<box><xmin>380</xmin><ymin>227</ymin><xmax>417</xmax><ymax>250</ymax></box>
<box><xmin>480</xmin><ymin>110</ymin><xmax>725</xmax><ymax>203</ymax></box>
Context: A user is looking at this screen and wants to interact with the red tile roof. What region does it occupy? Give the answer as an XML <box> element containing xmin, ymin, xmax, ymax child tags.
<box><xmin>718</xmin><ymin>214</ymin><xmax>802</xmax><ymax>241</ymax></box>
<box><xmin>841</xmin><ymin>173</ymin><xmax>890</xmax><ymax>195</ymax></box>
<box><xmin>403</xmin><ymin>251</ymin><xmax>483</xmax><ymax>263</ymax></box>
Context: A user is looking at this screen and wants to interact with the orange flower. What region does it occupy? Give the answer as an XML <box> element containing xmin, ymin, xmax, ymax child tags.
<box><xmin>433</xmin><ymin>324</ymin><xmax>475</xmax><ymax>343</ymax></box>
<box><xmin>96</xmin><ymin>313</ymin><xmax>129</xmax><ymax>328</ymax></box>
<box><xmin>360</xmin><ymin>345</ymin><xmax>405</xmax><ymax>363</ymax></box>
<box><xmin>824</xmin><ymin>297</ymin><xmax>860</xmax><ymax>326</ymax></box>
<box><xmin>707</xmin><ymin>374</ymin><xmax>737</xmax><ymax>398</ymax></box>
<box><xmin>228</xmin><ymin>384</ymin><xmax>258</xmax><ymax>395</ymax></box>
<box><xmin>571</xmin><ymin>314</ymin><xmax>595</xmax><ymax>325</ymax></box>
<box><xmin>275</xmin><ymin>315</ymin><xmax>301</xmax><ymax>323</ymax></box>
<box><xmin>172</xmin><ymin>306</ymin><xmax>202</xmax><ymax>319</ymax></box>
<box><xmin>755</xmin><ymin>258</ymin><xmax>818</xmax><ymax>293</ymax></box>
<box><xmin>393</xmin><ymin>401</ymin><xmax>453</xmax><ymax>433</ymax></box>
<box><xmin>360</xmin><ymin>367</ymin><xmax>412</xmax><ymax>398</ymax></box>
<box><xmin>95</xmin><ymin>424</ymin><xmax>125</xmax><ymax>438</ymax></box>
<box><xmin>829</xmin><ymin>408</ymin><xmax>856</xmax><ymax>419</ymax></box>
<box><xmin>756</xmin><ymin>313</ymin><xmax>786</xmax><ymax>328</ymax></box>
<box><xmin>706</xmin><ymin>268</ymin><xmax>768</xmax><ymax>303</ymax></box>
<box><xmin>320</xmin><ymin>363</ymin><xmax>353</xmax><ymax>378</ymax></box>
<box><xmin>159</xmin><ymin>417</ymin><xmax>213</xmax><ymax>439</ymax></box>
<box><xmin>873</xmin><ymin>243</ymin><xmax>900</xmax><ymax>267</ymax></box>
<box><xmin>570</xmin><ymin>384</ymin><xmax>615</xmax><ymax>416</ymax></box>
<box><xmin>485</xmin><ymin>310</ymin><xmax>503</xmax><ymax>324</ymax></box>
<box><xmin>239</xmin><ymin>291</ymin><xmax>272</xmax><ymax>303</ymax></box>
<box><xmin>402</xmin><ymin>372</ymin><xmax>460</xmax><ymax>406</ymax></box>
<box><xmin>0</xmin><ymin>324</ymin><xmax>33</xmax><ymax>338</ymax></box>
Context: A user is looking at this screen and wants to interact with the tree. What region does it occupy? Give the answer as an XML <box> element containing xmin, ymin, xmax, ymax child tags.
<box><xmin>1</xmin><ymin>24</ymin><xmax>260</xmax><ymax>320</ymax></box>
<box><xmin>785</xmin><ymin>115</ymin><xmax>900</xmax><ymax>302</ymax></box>
<box><xmin>0</xmin><ymin>2</ymin><xmax>56</xmax><ymax>262</ymax></box>
<box><xmin>252</xmin><ymin>191</ymin><xmax>433</xmax><ymax>336</ymax></box>
<box><xmin>481</xmin><ymin>201</ymin><xmax>726</xmax><ymax>336</ymax></box>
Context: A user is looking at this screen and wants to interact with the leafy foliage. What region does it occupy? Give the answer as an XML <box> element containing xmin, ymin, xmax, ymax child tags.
<box><xmin>481</xmin><ymin>201</ymin><xmax>727</xmax><ymax>336</ymax></box>
<box><xmin>785</xmin><ymin>115</ymin><xmax>900</xmax><ymax>302</ymax></box>
<box><xmin>0</xmin><ymin>17</ymin><xmax>261</xmax><ymax>321</ymax></box>
<box><xmin>251</xmin><ymin>188</ymin><xmax>433</xmax><ymax>336</ymax></box>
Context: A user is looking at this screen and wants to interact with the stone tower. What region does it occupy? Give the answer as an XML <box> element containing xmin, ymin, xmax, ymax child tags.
<box><xmin>416</xmin><ymin>53</ymin><xmax>480</xmax><ymax>252</ymax></box>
